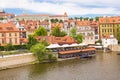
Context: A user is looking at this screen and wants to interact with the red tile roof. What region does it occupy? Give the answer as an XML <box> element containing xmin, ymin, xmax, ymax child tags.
<box><xmin>99</xmin><ymin>16</ymin><xmax>120</xmax><ymax>23</ymax></box>
<box><xmin>36</xmin><ymin>36</ymin><xmax>77</xmax><ymax>44</ymax></box>
<box><xmin>0</xmin><ymin>22</ymin><xmax>19</xmax><ymax>32</ymax></box>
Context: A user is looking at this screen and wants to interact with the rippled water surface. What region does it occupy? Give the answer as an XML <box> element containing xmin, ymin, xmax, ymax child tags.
<box><xmin>0</xmin><ymin>51</ymin><xmax>120</xmax><ymax>80</ymax></box>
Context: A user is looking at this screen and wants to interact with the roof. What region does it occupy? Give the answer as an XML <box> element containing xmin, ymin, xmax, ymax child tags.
<box><xmin>36</xmin><ymin>36</ymin><xmax>77</xmax><ymax>44</ymax></box>
<box><xmin>0</xmin><ymin>22</ymin><xmax>19</xmax><ymax>32</ymax></box>
<box><xmin>76</xmin><ymin>20</ymin><xmax>99</xmax><ymax>27</ymax></box>
<box><xmin>20</xmin><ymin>38</ymin><xmax>28</xmax><ymax>43</ymax></box>
<box><xmin>19</xmin><ymin>20</ymin><xmax>49</xmax><ymax>31</ymax></box>
<box><xmin>16</xmin><ymin>14</ymin><xmax>50</xmax><ymax>17</ymax></box>
<box><xmin>99</xmin><ymin>16</ymin><xmax>120</xmax><ymax>24</ymax></box>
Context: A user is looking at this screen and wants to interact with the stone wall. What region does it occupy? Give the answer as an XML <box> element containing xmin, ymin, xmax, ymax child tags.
<box><xmin>108</xmin><ymin>45</ymin><xmax>120</xmax><ymax>51</ymax></box>
<box><xmin>0</xmin><ymin>53</ymin><xmax>37</xmax><ymax>70</ymax></box>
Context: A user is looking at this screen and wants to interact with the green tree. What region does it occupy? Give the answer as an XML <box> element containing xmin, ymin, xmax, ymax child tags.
<box><xmin>95</xmin><ymin>16</ymin><xmax>99</xmax><ymax>21</ymax></box>
<box><xmin>60</xmin><ymin>31</ymin><xmax>67</xmax><ymax>37</ymax></box>
<box><xmin>84</xmin><ymin>17</ymin><xmax>89</xmax><ymax>20</ymax></box>
<box><xmin>70</xmin><ymin>27</ymin><xmax>77</xmax><ymax>38</ymax></box>
<box><xmin>70</xmin><ymin>27</ymin><xmax>83</xmax><ymax>43</ymax></box>
<box><xmin>54</xmin><ymin>18</ymin><xmax>59</xmax><ymax>23</ymax></box>
<box><xmin>30</xmin><ymin>43</ymin><xmax>47</xmax><ymax>62</ymax></box>
<box><xmin>75</xmin><ymin>34</ymin><xmax>83</xmax><ymax>43</ymax></box>
<box><xmin>50</xmin><ymin>19</ymin><xmax>54</xmax><ymax>23</ymax></box>
<box><xmin>34</xmin><ymin>26</ymin><xmax>47</xmax><ymax>36</ymax></box>
<box><xmin>51</xmin><ymin>26</ymin><xmax>67</xmax><ymax>37</ymax></box>
<box><xmin>40</xmin><ymin>40</ymin><xmax>49</xmax><ymax>46</ymax></box>
<box><xmin>26</xmin><ymin>35</ymin><xmax>38</xmax><ymax>50</ymax></box>
<box><xmin>89</xmin><ymin>18</ymin><xmax>93</xmax><ymax>21</ymax></box>
<box><xmin>4</xmin><ymin>43</ymin><xmax>13</xmax><ymax>51</ymax></box>
<box><xmin>80</xmin><ymin>17</ymin><xmax>83</xmax><ymax>21</ymax></box>
<box><xmin>59</xmin><ymin>19</ymin><xmax>63</xmax><ymax>23</ymax></box>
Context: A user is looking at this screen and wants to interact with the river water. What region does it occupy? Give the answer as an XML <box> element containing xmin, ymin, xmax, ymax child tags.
<box><xmin>0</xmin><ymin>51</ymin><xmax>120</xmax><ymax>80</ymax></box>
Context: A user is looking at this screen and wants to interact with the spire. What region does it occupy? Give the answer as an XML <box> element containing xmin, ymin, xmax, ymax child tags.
<box><xmin>64</xmin><ymin>12</ymin><xmax>67</xmax><ymax>17</ymax></box>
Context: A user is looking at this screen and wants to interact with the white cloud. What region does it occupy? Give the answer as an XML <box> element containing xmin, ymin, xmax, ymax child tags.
<box><xmin>0</xmin><ymin>0</ymin><xmax>120</xmax><ymax>15</ymax></box>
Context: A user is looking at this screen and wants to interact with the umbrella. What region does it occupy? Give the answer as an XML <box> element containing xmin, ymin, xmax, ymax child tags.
<box><xmin>61</xmin><ymin>44</ymin><xmax>70</xmax><ymax>47</ymax></box>
<box><xmin>46</xmin><ymin>44</ymin><xmax>61</xmax><ymax>48</ymax></box>
<box><xmin>78</xmin><ymin>43</ymin><xmax>88</xmax><ymax>46</ymax></box>
<box><xmin>70</xmin><ymin>43</ymin><xmax>79</xmax><ymax>47</ymax></box>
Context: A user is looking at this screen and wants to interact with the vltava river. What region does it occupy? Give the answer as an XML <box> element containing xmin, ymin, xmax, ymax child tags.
<box><xmin>0</xmin><ymin>51</ymin><xmax>120</xmax><ymax>80</ymax></box>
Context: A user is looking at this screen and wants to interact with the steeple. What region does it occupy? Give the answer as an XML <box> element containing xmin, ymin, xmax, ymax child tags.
<box><xmin>64</xmin><ymin>12</ymin><xmax>67</xmax><ymax>17</ymax></box>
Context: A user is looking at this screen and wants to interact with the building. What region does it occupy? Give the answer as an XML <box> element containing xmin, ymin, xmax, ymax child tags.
<box><xmin>76</xmin><ymin>20</ymin><xmax>99</xmax><ymax>41</ymax></box>
<box><xmin>63</xmin><ymin>20</ymin><xmax>76</xmax><ymax>35</ymax></box>
<box><xmin>0</xmin><ymin>9</ymin><xmax>14</xmax><ymax>20</ymax></box>
<box><xmin>99</xmin><ymin>16</ymin><xmax>120</xmax><ymax>39</ymax></box>
<box><xmin>76</xmin><ymin>25</ymin><xmax>95</xmax><ymax>44</ymax></box>
<box><xmin>15</xmin><ymin>14</ymin><xmax>50</xmax><ymax>21</ymax></box>
<box><xmin>102</xmin><ymin>35</ymin><xmax>118</xmax><ymax>48</ymax></box>
<box><xmin>0</xmin><ymin>22</ymin><xmax>20</xmax><ymax>46</ymax></box>
<box><xmin>18</xmin><ymin>20</ymin><xmax>50</xmax><ymax>37</ymax></box>
<box><xmin>50</xmin><ymin>12</ymin><xmax>68</xmax><ymax>21</ymax></box>
<box><xmin>15</xmin><ymin>12</ymin><xmax>68</xmax><ymax>21</ymax></box>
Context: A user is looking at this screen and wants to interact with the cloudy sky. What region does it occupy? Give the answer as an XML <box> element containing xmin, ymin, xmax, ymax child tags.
<box><xmin>0</xmin><ymin>0</ymin><xmax>120</xmax><ymax>16</ymax></box>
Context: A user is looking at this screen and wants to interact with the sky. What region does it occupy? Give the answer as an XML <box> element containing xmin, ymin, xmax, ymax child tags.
<box><xmin>0</xmin><ymin>0</ymin><xmax>120</xmax><ymax>17</ymax></box>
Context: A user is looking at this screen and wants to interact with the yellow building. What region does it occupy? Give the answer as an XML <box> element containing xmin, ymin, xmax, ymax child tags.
<box><xmin>99</xmin><ymin>16</ymin><xmax>120</xmax><ymax>39</ymax></box>
<box><xmin>0</xmin><ymin>22</ymin><xmax>20</xmax><ymax>46</ymax></box>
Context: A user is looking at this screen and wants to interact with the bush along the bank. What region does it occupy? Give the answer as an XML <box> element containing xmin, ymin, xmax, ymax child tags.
<box><xmin>48</xmin><ymin>54</ymin><xmax>57</xmax><ymax>62</ymax></box>
<box><xmin>30</xmin><ymin>43</ymin><xmax>57</xmax><ymax>63</ymax></box>
<box><xmin>0</xmin><ymin>44</ymin><xmax>27</xmax><ymax>51</ymax></box>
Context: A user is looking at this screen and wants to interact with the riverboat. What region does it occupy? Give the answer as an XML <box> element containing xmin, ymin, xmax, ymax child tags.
<box><xmin>58</xmin><ymin>47</ymin><xmax>96</xmax><ymax>58</ymax></box>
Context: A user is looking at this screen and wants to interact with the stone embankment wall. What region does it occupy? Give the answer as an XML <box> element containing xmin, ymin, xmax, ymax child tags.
<box><xmin>0</xmin><ymin>53</ymin><xmax>37</xmax><ymax>70</ymax></box>
<box><xmin>108</xmin><ymin>45</ymin><xmax>120</xmax><ymax>51</ymax></box>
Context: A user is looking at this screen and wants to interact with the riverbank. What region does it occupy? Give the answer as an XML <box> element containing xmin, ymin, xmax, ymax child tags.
<box><xmin>0</xmin><ymin>50</ymin><xmax>99</xmax><ymax>71</ymax></box>
<box><xmin>0</xmin><ymin>53</ymin><xmax>37</xmax><ymax>70</ymax></box>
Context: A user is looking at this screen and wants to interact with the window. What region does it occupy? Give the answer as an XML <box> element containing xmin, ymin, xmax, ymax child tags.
<box><xmin>2</xmin><ymin>33</ymin><xmax>4</xmax><ymax>37</ymax></box>
<box><xmin>15</xmin><ymin>38</ymin><xmax>17</xmax><ymax>43</ymax></box>
<box><xmin>110</xmin><ymin>29</ymin><xmax>112</xmax><ymax>32</ymax></box>
<box><xmin>102</xmin><ymin>29</ymin><xmax>104</xmax><ymax>32</ymax></box>
<box><xmin>9</xmin><ymin>33</ymin><xmax>11</xmax><ymax>36</ymax></box>
<box><xmin>2</xmin><ymin>39</ymin><xmax>4</xmax><ymax>44</ymax></box>
<box><xmin>9</xmin><ymin>38</ymin><xmax>12</xmax><ymax>43</ymax></box>
<box><xmin>6</xmin><ymin>27</ymin><xmax>13</xmax><ymax>30</ymax></box>
<box><xmin>15</xmin><ymin>33</ymin><xmax>17</xmax><ymax>36</ymax></box>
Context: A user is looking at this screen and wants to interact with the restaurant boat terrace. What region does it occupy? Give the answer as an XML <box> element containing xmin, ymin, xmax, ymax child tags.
<box><xmin>58</xmin><ymin>47</ymin><xmax>96</xmax><ymax>58</ymax></box>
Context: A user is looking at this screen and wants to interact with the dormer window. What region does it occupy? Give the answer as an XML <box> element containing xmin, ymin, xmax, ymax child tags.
<box><xmin>0</xmin><ymin>27</ymin><xmax>2</xmax><ymax>30</ymax></box>
<box><xmin>6</xmin><ymin>27</ymin><xmax>13</xmax><ymax>30</ymax></box>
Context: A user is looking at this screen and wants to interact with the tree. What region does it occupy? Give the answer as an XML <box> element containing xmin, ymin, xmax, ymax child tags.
<box><xmin>51</xmin><ymin>26</ymin><xmax>67</xmax><ymax>37</ymax></box>
<box><xmin>4</xmin><ymin>43</ymin><xmax>13</xmax><ymax>51</ymax></box>
<box><xmin>59</xmin><ymin>19</ymin><xmax>63</xmax><ymax>23</ymax></box>
<box><xmin>80</xmin><ymin>17</ymin><xmax>83</xmax><ymax>21</ymax></box>
<box><xmin>60</xmin><ymin>31</ymin><xmax>67</xmax><ymax>37</ymax></box>
<box><xmin>95</xmin><ymin>16</ymin><xmax>99</xmax><ymax>21</ymax></box>
<box><xmin>89</xmin><ymin>18</ymin><xmax>93</xmax><ymax>21</ymax></box>
<box><xmin>54</xmin><ymin>18</ymin><xmax>59</xmax><ymax>23</ymax></box>
<box><xmin>26</xmin><ymin>35</ymin><xmax>38</xmax><ymax>50</ymax></box>
<box><xmin>84</xmin><ymin>17</ymin><xmax>89</xmax><ymax>20</ymax></box>
<box><xmin>70</xmin><ymin>27</ymin><xmax>83</xmax><ymax>43</ymax></box>
<box><xmin>75</xmin><ymin>34</ymin><xmax>83</xmax><ymax>43</ymax></box>
<box><xmin>34</xmin><ymin>26</ymin><xmax>47</xmax><ymax>36</ymax></box>
<box><xmin>40</xmin><ymin>40</ymin><xmax>49</xmax><ymax>46</ymax></box>
<box><xmin>30</xmin><ymin>43</ymin><xmax>47</xmax><ymax>62</ymax></box>
<box><xmin>70</xmin><ymin>27</ymin><xmax>77</xmax><ymax>38</ymax></box>
<box><xmin>50</xmin><ymin>19</ymin><xmax>54</xmax><ymax>23</ymax></box>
